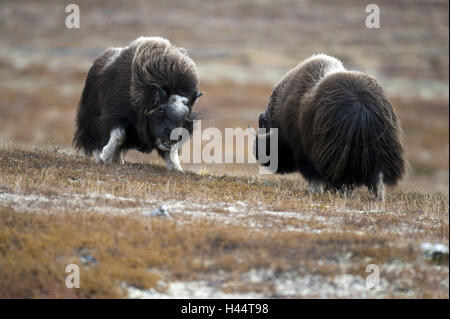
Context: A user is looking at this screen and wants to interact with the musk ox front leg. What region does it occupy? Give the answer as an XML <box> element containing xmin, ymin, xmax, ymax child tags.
<box><xmin>99</xmin><ymin>128</ymin><xmax>126</xmax><ymax>164</ymax></box>
<box><xmin>307</xmin><ymin>179</ymin><xmax>328</xmax><ymax>194</ymax></box>
<box><xmin>163</xmin><ymin>150</ymin><xmax>183</xmax><ymax>172</ymax></box>
<box><xmin>368</xmin><ymin>172</ymin><xmax>385</xmax><ymax>201</ymax></box>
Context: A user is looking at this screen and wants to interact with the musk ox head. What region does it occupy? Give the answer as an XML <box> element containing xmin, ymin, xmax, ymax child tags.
<box><xmin>253</xmin><ymin>110</ymin><xmax>297</xmax><ymax>174</ymax></box>
<box><xmin>130</xmin><ymin>37</ymin><xmax>203</xmax><ymax>152</ymax></box>
<box><xmin>253</xmin><ymin>111</ymin><xmax>272</xmax><ymax>163</ymax></box>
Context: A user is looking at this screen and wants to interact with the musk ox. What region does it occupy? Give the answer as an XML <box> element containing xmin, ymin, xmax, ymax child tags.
<box><xmin>254</xmin><ymin>54</ymin><xmax>406</xmax><ymax>199</ymax></box>
<box><xmin>73</xmin><ymin>36</ymin><xmax>203</xmax><ymax>172</ymax></box>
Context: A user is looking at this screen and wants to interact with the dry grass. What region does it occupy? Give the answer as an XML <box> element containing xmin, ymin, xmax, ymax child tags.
<box><xmin>0</xmin><ymin>146</ymin><xmax>448</xmax><ymax>298</ymax></box>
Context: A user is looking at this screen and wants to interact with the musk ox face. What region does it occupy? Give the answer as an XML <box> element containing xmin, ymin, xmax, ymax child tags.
<box><xmin>253</xmin><ymin>111</ymin><xmax>271</xmax><ymax>162</ymax></box>
<box><xmin>258</xmin><ymin>112</ymin><xmax>271</xmax><ymax>131</ymax></box>
<box><xmin>253</xmin><ymin>110</ymin><xmax>297</xmax><ymax>174</ymax></box>
<box><xmin>139</xmin><ymin>86</ymin><xmax>203</xmax><ymax>152</ymax></box>
<box><xmin>131</xmin><ymin>37</ymin><xmax>203</xmax><ymax>154</ymax></box>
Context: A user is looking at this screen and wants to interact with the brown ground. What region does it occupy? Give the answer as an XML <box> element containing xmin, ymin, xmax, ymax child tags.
<box><xmin>0</xmin><ymin>0</ymin><xmax>448</xmax><ymax>298</ymax></box>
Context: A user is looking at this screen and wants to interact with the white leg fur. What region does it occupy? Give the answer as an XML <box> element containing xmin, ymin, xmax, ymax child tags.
<box><xmin>308</xmin><ymin>179</ymin><xmax>327</xmax><ymax>194</ymax></box>
<box><xmin>100</xmin><ymin>128</ymin><xmax>126</xmax><ymax>163</ymax></box>
<box><xmin>93</xmin><ymin>149</ymin><xmax>101</xmax><ymax>163</ymax></box>
<box><xmin>375</xmin><ymin>172</ymin><xmax>385</xmax><ymax>202</ymax></box>
<box><xmin>163</xmin><ymin>150</ymin><xmax>183</xmax><ymax>172</ymax></box>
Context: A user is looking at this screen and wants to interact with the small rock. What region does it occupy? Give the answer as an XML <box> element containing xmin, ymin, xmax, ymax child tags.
<box><xmin>421</xmin><ymin>243</ymin><xmax>449</xmax><ymax>263</ymax></box>
<box><xmin>80</xmin><ymin>253</ymin><xmax>98</xmax><ymax>265</ymax></box>
<box><xmin>145</xmin><ymin>205</ymin><xmax>170</xmax><ymax>217</ymax></box>
<box><xmin>76</xmin><ymin>247</ymin><xmax>98</xmax><ymax>266</ymax></box>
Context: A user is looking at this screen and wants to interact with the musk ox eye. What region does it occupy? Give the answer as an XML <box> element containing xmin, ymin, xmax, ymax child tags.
<box><xmin>160</xmin><ymin>88</ymin><xmax>169</xmax><ymax>97</ymax></box>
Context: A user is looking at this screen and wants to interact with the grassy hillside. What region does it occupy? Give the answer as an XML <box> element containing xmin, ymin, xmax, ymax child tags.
<box><xmin>0</xmin><ymin>146</ymin><xmax>447</xmax><ymax>298</ymax></box>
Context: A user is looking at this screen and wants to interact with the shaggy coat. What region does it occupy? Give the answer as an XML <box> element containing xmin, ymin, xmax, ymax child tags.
<box><xmin>255</xmin><ymin>54</ymin><xmax>406</xmax><ymax>198</ymax></box>
<box><xmin>73</xmin><ymin>36</ymin><xmax>202</xmax><ymax>170</ymax></box>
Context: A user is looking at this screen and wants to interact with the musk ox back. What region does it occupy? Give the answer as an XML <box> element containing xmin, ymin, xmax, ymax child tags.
<box><xmin>255</xmin><ymin>54</ymin><xmax>406</xmax><ymax>199</ymax></box>
<box><xmin>73</xmin><ymin>36</ymin><xmax>203</xmax><ymax>172</ymax></box>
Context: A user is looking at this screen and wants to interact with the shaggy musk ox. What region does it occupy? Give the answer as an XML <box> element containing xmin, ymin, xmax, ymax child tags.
<box><xmin>254</xmin><ymin>54</ymin><xmax>406</xmax><ymax>199</ymax></box>
<box><xmin>73</xmin><ymin>36</ymin><xmax>203</xmax><ymax>171</ymax></box>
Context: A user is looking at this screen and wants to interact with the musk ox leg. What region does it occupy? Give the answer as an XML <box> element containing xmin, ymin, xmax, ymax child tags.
<box><xmin>99</xmin><ymin>128</ymin><xmax>126</xmax><ymax>163</ymax></box>
<box><xmin>93</xmin><ymin>149</ymin><xmax>101</xmax><ymax>162</ymax></box>
<box><xmin>308</xmin><ymin>179</ymin><xmax>328</xmax><ymax>194</ymax></box>
<box><xmin>163</xmin><ymin>150</ymin><xmax>183</xmax><ymax>172</ymax></box>
<box><xmin>112</xmin><ymin>149</ymin><xmax>125</xmax><ymax>164</ymax></box>
<box><xmin>368</xmin><ymin>172</ymin><xmax>385</xmax><ymax>201</ymax></box>
<box><xmin>338</xmin><ymin>184</ymin><xmax>355</xmax><ymax>197</ymax></box>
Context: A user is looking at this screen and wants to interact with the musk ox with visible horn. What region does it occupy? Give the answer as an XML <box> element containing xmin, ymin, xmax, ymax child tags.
<box><xmin>253</xmin><ymin>54</ymin><xmax>406</xmax><ymax>199</ymax></box>
<box><xmin>73</xmin><ymin>36</ymin><xmax>203</xmax><ymax>172</ymax></box>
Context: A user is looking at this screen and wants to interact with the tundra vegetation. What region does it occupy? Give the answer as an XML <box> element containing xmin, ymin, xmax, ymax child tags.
<box><xmin>0</xmin><ymin>0</ymin><xmax>448</xmax><ymax>298</ymax></box>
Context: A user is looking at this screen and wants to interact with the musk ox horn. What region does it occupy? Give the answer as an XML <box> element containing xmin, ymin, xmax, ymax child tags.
<box><xmin>196</xmin><ymin>91</ymin><xmax>204</xmax><ymax>98</ymax></box>
<box><xmin>248</xmin><ymin>125</ymin><xmax>273</xmax><ymax>138</ymax></box>
<box><xmin>144</xmin><ymin>105</ymin><xmax>162</xmax><ymax>116</ymax></box>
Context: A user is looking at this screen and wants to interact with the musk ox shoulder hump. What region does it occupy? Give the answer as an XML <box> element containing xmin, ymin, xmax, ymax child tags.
<box><xmin>269</xmin><ymin>54</ymin><xmax>345</xmax><ymax>121</ymax></box>
<box><xmin>291</xmin><ymin>54</ymin><xmax>345</xmax><ymax>82</ymax></box>
<box><xmin>298</xmin><ymin>53</ymin><xmax>343</xmax><ymax>70</ymax></box>
<box><xmin>132</xmin><ymin>36</ymin><xmax>172</xmax><ymax>48</ymax></box>
<box><xmin>100</xmin><ymin>47</ymin><xmax>124</xmax><ymax>72</ymax></box>
<box><xmin>130</xmin><ymin>36</ymin><xmax>199</xmax><ymax>106</ymax></box>
<box><xmin>272</xmin><ymin>54</ymin><xmax>344</xmax><ymax>97</ymax></box>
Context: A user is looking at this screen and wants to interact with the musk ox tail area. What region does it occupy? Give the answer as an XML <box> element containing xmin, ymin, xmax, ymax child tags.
<box><xmin>73</xmin><ymin>66</ymin><xmax>102</xmax><ymax>155</ymax></box>
<box><xmin>306</xmin><ymin>71</ymin><xmax>406</xmax><ymax>187</ymax></box>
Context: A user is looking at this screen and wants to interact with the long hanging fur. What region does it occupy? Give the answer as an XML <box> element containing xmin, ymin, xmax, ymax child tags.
<box><xmin>260</xmin><ymin>54</ymin><xmax>406</xmax><ymax>194</ymax></box>
<box><xmin>73</xmin><ymin>36</ymin><xmax>200</xmax><ymax>156</ymax></box>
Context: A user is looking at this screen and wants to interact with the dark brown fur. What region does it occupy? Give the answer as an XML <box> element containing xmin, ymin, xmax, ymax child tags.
<box><xmin>73</xmin><ymin>37</ymin><xmax>201</xmax><ymax>160</ymax></box>
<box><xmin>256</xmin><ymin>54</ymin><xmax>406</xmax><ymax>197</ymax></box>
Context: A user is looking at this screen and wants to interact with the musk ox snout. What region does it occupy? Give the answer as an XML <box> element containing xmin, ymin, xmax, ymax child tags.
<box><xmin>166</xmin><ymin>94</ymin><xmax>190</xmax><ymax>123</ymax></box>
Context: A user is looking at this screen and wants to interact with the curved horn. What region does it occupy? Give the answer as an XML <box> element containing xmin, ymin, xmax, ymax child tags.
<box><xmin>248</xmin><ymin>125</ymin><xmax>273</xmax><ymax>138</ymax></box>
<box><xmin>184</xmin><ymin>116</ymin><xmax>193</xmax><ymax>123</ymax></box>
<box><xmin>248</xmin><ymin>125</ymin><xmax>257</xmax><ymax>136</ymax></box>
<box><xmin>257</xmin><ymin>131</ymin><xmax>273</xmax><ymax>138</ymax></box>
<box><xmin>144</xmin><ymin>106</ymin><xmax>161</xmax><ymax>116</ymax></box>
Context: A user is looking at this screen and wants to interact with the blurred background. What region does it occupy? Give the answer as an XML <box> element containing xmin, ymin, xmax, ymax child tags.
<box><xmin>0</xmin><ymin>0</ymin><xmax>448</xmax><ymax>194</ymax></box>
